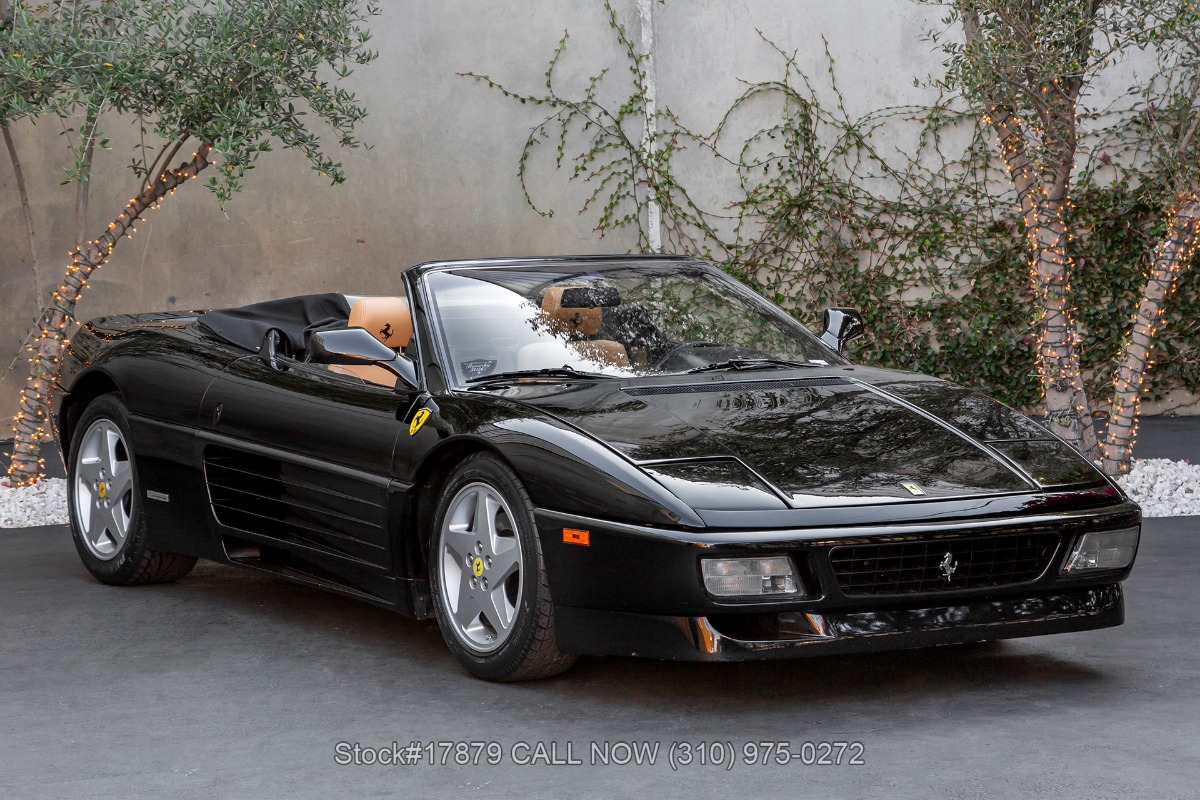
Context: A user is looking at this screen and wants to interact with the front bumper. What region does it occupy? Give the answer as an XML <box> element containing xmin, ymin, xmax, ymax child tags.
<box><xmin>535</xmin><ymin>499</ymin><xmax>1138</xmax><ymax>660</ymax></box>
<box><xmin>554</xmin><ymin>584</ymin><xmax>1122</xmax><ymax>660</ymax></box>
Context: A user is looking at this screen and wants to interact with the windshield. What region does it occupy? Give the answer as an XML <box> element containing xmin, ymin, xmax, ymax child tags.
<box><xmin>425</xmin><ymin>262</ymin><xmax>841</xmax><ymax>385</ymax></box>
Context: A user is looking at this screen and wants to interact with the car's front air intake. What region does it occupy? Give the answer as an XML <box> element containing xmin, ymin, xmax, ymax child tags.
<box><xmin>828</xmin><ymin>532</ymin><xmax>1061</xmax><ymax>595</ymax></box>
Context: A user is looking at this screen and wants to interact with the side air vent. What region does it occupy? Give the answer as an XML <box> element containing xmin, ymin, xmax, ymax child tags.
<box><xmin>203</xmin><ymin>446</ymin><xmax>390</xmax><ymax>569</ymax></box>
<box><xmin>623</xmin><ymin>376</ymin><xmax>851</xmax><ymax>396</ymax></box>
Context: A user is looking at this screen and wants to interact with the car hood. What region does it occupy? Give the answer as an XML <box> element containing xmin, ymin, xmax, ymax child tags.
<box><xmin>498</xmin><ymin>367</ymin><xmax>1108</xmax><ymax>510</ymax></box>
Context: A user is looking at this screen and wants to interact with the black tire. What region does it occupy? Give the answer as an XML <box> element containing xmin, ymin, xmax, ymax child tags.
<box><xmin>67</xmin><ymin>394</ymin><xmax>197</xmax><ymax>585</ymax></box>
<box><xmin>428</xmin><ymin>453</ymin><xmax>576</xmax><ymax>681</ymax></box>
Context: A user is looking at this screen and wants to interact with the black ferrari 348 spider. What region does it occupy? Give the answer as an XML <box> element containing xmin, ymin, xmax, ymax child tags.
<box><xmin>53</xmin><ymin>254</ymin><xmax>1140</xmax><ymax>680</ymax></box>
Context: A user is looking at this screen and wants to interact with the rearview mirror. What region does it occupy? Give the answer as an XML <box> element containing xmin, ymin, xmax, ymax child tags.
<box><xmin>309</xmin><ymin>327</ymin><xmax>419</xmax><ymax>389</ymax></box>
<box><xmin>820</xmin><ymin>307</ymin><xmax>865</xmax><ymax>353</ymax></box>
<box><xmin>558</xmin><ymin>286</ymin><xmax>621</xmax><ymax>308</ymax></box>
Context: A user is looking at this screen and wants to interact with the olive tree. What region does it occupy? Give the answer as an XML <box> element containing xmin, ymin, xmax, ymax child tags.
<box><xmin>933</xmin><ymin>0</ymin><xmax>1200</xmax><ymax>473</ymax></box>
<box><xmin>1</xmin><ymin>0</ymin><xmax>379</xmax><ymax>484</ymax></box>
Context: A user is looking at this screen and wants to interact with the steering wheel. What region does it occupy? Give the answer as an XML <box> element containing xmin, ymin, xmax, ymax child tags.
<box><xmin>651</xmin><ymin>340</ymin><xmax>720</xmax><ymax>370</ymax></box>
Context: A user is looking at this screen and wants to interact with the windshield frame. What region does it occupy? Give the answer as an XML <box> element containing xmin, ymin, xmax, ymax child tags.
<box><xmin>416</xmin><ymin>257</ymin><xmax>847</xmax><ymax>390</ymax></box>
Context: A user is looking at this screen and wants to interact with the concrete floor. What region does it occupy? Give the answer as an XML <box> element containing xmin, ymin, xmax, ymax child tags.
<box><xmin>0</xmin><ymin>519</ymin><xmax>1196</xmax><ymax>799</ymax></box>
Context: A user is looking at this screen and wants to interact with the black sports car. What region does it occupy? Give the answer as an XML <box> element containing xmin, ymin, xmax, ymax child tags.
<box><xmin>53</xmin><ymin>254</ymin><xmax>1140</xmax><ymax>681</ymax></box>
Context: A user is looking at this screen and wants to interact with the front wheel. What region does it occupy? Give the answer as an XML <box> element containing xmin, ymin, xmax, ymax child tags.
<box><xmin>428</xmin><ymin>453</ymin><xmax>576</xmax><ymax>681</ymax></box>
<box><xmin>67</xmin><ymin>394</ymin><xmax>197</xmax><ymax>585</ymax></box>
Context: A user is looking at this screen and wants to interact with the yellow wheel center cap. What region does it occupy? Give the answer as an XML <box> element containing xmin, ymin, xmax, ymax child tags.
<box><xmin>472</xmin><ymin>557</ymin><xmax>484</xmax><ymax>578</ymax></box>
<box><xmin>98</xmin><ymin>482</ymin><xmax>108</xmax><ymax>499</ymax></box>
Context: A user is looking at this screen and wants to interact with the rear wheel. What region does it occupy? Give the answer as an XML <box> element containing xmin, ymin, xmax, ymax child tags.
<box><xmin>428</xmin><ymin>453</ymin><xmax>575</xmax><ymax>681</ymax></box>
<box><xmin>68</xmin><ymin>394</ymin><xmax>197</xmax><ymax>585</ymax></box>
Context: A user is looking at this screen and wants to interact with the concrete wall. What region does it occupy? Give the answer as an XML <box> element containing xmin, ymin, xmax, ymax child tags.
<box><xmin>0</xmin><ymin>1</ymin><xmax>1160</xmax><ymax>421</ymax></box>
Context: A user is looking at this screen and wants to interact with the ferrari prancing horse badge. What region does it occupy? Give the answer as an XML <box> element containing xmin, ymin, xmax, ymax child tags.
<box><xmin>409</xmin><ymin>408</ymin><xmax>431</xmax><ymax>436</ymax></box>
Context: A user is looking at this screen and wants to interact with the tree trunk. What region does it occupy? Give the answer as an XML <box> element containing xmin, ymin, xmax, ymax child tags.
<box><xmin>9</xmin><ymin>108</ymin><xmax>103</xmax><ymax>466</ymax></box>
<box><xmin>5</xmin><ymin>144</ymin><xmax>212</xmax><ymax>485</ymax></box>
<box><xmin>988</xmin><ymin>109</ymin><xmax>1097</xmax><ymax>459</ymax></box>
<box><xmin>1032</xmin><ymin>197</ymin><xmax>1097</xmax><ymax>459</ymax></box>
<box><xmin>1101</xmin><ymin>195</ymin><xmax>1200</xmax><ymax>475</ymax></box>
<box><xmin>2</xmin><ymin>121</ymin><xmax>42</xmax><ymax>302</ymax></box>
<box><xmin>76</xmin><ymin>108</ymin><xmax>99</xmax><ymax>253</ymax></box>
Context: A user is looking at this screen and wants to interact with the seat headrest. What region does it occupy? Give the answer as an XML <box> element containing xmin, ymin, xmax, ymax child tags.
<box><xmin>541</xmin><ymin>286</ymin><xmax>602</xmax><ymax>337</ymax></box>
<box><xmin>348</xmin><ymin>297</ymin><xmax>413</xmax><ymax>349</ymax></box>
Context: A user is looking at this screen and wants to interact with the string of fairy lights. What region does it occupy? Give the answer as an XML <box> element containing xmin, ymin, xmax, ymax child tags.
<box><xmin>1103</xmin><ymin>195</ymin><xmax>1200</xmax><ymax>472</ymax></box>
<box><xmin>985</xmin><ymin>107</ymin><xmax>1096</xmax><ymax>449</ymax></box>
<box><xmin>965</xmin><ymin>5</ymin><xmax>1200</xmax><ymax>475</ymax></box>
<box><xmin>987</xmin><ymin>95</ymin><xmax>1199</xmax><ymax>474</ymax></box>
<box><xmin>4</xmin><ymin>144</ymin><xmax>213</xmax><ymax>487</ymax></box>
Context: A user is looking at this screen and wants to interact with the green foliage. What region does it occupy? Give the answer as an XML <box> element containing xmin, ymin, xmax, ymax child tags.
<box><xmin>0</xmin><ymin>0</ymin><xmax>380</xmax><ymax>204</ymax></box>
<box><xmin>459</xmin><ymin>1</ymin><xmax>722</xmax><ymax>256</ymax></box>
<box><xmin>929</xmin><ymin>1</ymin><xmax>1200</xmax><ymax>202</ymax></box>
<box><xmin>1068</xmin><ymin>177</ymin><xmax>1200</xmax><ymax>401</ymax></box>
<box><xmin>467</xmin><ymin>1</ymin><xmax>1200</xmax><ymax>412</ymax></box>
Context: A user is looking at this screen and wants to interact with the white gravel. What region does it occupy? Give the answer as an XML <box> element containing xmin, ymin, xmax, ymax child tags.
<box><xmin>0</xmin><ymin>478</ymin><xmax>68</xmax><ymax>529</ymax></box>
<box><xmin>1116</xmin><ymin>458</ymin><xmax>1200</xmax><ymax>518</ymax></box>
<box><xmin>0</xmin><ymin>459</ymin><xmax>1196</xmax><ymax>528</ymax></box>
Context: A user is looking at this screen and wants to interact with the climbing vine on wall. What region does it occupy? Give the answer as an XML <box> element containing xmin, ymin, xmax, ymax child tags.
<box><xmin>462</xmin><ymin>1</ymin><xmax>1199</xmax><ymax>413</ymax></box>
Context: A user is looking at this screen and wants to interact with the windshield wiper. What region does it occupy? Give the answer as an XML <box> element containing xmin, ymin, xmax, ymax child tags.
<box><xmin>685</xmin><ymin>358</ymin><xmax>825</xmax><ymax>374</ymax></box>
<box><xmin>465</xmin><ymin>366</ymin><xmax>613</xmax><ymax>386</ymax></box>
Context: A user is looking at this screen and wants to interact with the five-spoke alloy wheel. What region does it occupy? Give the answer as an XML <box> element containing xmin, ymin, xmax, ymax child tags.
<box><xmin>429</xmin><ymin>453</ymin><xmax>575</xmax><ymax>681</ymax></box>
<box><xmin>74</xmin><ymin>418</ymin><xmax>135</xmax><ymax>560</ymax></box>
<box><xmin>438</xmin><ymin>482</ymin><xmax>523</xmax><ymax>653</ymax></box>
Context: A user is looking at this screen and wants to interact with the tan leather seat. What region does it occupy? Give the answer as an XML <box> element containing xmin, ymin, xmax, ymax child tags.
<box><xmin>540</xmin><ymin>287</ymin><xmax>629</xmax><ymax>368</ymax></box>
<box><xmin>329</xmin><ymin>296</ymin><xmax>413</xmax><ymax>386</ymax></box>
<box><xmin>571</xmin><ymin>340</ymin><xmax>630</xmax><ymax>367</ymax></box>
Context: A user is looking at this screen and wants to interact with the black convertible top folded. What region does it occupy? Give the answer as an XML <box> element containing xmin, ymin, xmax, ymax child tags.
<box><xmin>197</xmin><ymin>293</ymin><xmax>351</xmax><ymax>355</ymax></box>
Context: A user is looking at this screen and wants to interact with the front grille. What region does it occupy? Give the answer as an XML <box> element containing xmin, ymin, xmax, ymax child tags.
<box><xmin>622</xmin><ymin>377</ymin><xmax>849</xmax><ymax>396</ymax></box>
<box><xmin>829</xmin><ymin>532</ymin><xmax>1060</xmax><ymax>595</ymax></box>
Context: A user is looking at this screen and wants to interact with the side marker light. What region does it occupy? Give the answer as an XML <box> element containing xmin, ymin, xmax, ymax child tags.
<box><xmin>563</xmin><ymin>528</ymin><xmax>590</xmax><ymax>546</ymax></box>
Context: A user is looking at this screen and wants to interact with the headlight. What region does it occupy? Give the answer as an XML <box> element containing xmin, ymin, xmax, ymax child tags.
<box><xmin>701</xmin><ymin>556</ymin><xmax>803</xmax><ymax>598</ymax></box>
<box><xmin>1061</xmin><ymin>528</ymin><xmax>1139</xmax><ymax>574</ymax></box>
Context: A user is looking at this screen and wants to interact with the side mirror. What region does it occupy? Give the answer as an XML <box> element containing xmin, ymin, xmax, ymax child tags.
<box><xmin>820</xmin><ymin>307</ymin><xmax>865</xmax><ymax>353</ymax></box>
<box><xmin>309</xmin><ymin>327</ymin><xmax>419</xmax><ymax>390</ymax></box>
<box><xmin>258</xmin><ymin>328</ymin><xmax>289</xmax><ymax>370</ymax></box>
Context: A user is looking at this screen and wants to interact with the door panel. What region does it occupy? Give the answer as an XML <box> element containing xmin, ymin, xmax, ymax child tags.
<box><xmin>198</xmin><ymin>355</ymin><xmax>413</xmax><ymax>580</ymax></box>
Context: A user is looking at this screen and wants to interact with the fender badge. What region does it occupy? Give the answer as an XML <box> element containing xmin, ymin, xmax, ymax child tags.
<box><xmin>146</xmin><ymin>490</ymin><xmax>170</xmax><ymax>503</ymax></box>
<box><xmin>901</xmin><ymin>481</ymin><xmax>925</xmax><ymax>496</ymax></box>
<box><xmin>409</xmin><ymin>408</ymin><xmax>432</xmax><ymax>436</ymax></box>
